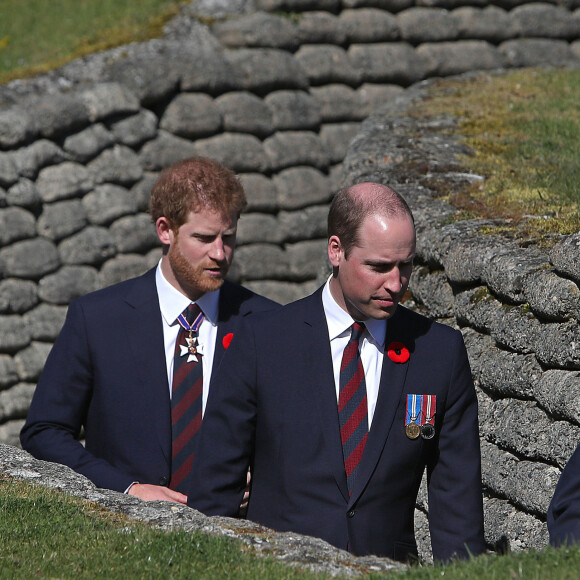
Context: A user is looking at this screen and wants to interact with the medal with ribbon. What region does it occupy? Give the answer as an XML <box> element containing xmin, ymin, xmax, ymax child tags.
<box><xmin>405</xmin><ymin>394</ymin><xmax>421</xmax><ymax>439</ymax></box>
<box><xmin>420</xmin><ymin>394</ymin><xmax>436</xmax><ymax>440</ymax></box>
<box><xmin>177</xmin><ymin>307</ymin><xmax>205</xmax><ymax>363</ymax></box>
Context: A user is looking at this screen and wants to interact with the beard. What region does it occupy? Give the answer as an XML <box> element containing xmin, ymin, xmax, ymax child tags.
<box><xmin>167</xmin><ymin>239</ymin><xmax>229</xmax><ymax>299</ymax></box>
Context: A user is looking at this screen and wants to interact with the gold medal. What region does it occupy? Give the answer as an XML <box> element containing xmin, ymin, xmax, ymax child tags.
<box><xmin>405</xmin><ymin>422</ymin><xmax>420</xmax><ymax>439</ymax></box>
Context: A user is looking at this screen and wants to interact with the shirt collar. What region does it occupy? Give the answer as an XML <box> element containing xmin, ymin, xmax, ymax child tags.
<box><xmin>322</xmin><ymin>276</ymin><xmax>386</xmax><ymax>346</ymax></box>
<box><xmin>155</xmin><ymin>261</ymin><xmax>220</xmax><ymax>327</ymax></box>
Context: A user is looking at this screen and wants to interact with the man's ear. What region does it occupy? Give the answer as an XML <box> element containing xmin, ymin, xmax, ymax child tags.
<box><xmin>328</xmin><ymin>235</ymin><xmax>343</xmax><ymax>268</ymax></box>
<box><xmin>156</xmin><ymin>217</ymin><xmax>174</xmax><ymax>246</ymax></box>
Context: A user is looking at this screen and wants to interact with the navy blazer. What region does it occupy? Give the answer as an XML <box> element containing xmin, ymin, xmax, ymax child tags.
<box><xmin>548</xmin><ymin>443</ymin><xmax>580</xmax><ymax>546</ymax></box>
<box><xmin>20</xmin><ymin>268</ymin><xmax>278</xmax><ymax>493</ymax></box>
<box><xmin>188</xmin><ymin>288</ymin><xmax>485</xmax><ymax>562</ymax></box>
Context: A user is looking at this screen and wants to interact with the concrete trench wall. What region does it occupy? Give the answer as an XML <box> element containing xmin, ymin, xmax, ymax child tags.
<box><xmin>0</xmin><ymin>0</ymin><xmax>579</xmax><ymax>560</ymax></box>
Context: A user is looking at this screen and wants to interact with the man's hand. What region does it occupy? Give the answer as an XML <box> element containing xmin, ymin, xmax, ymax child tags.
<box><xmin>128</xmin><ymin>483</ymin><xmax>187</xmax><ymax>504</ymax></box>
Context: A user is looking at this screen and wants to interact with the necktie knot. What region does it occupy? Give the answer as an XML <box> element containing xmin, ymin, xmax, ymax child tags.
<box><xmin>184</xmin><ymin>303</ymin><xmax>201</xmax><ymax>325</ymax></box>
<box><xmin>351</xmin><ymin>321</ymin><xmax>365</xmax><ymax>341</ymax></box>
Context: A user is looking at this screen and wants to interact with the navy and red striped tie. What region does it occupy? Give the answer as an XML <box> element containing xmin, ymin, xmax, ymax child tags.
<box><xmin>338</xmin><ymin>321</ymin><xmax>368</xmax><ymax>494</ymax></box>
<box><xmin>169</xmin><ymin>303</ymin><xmax>204</xmax><ymax>493</ymax></box>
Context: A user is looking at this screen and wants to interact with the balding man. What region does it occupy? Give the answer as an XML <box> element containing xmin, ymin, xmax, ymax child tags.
<box><xmin>188</xmin><ymin>183</ymin><xmax>485</xmax><ymax>562</ymax></box>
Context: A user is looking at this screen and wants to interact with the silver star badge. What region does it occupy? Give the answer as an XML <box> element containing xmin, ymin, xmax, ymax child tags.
<box><xmin>179</xmin><ymin>338</ymin><xmax>204</xmax><ymax>363</ymax></box>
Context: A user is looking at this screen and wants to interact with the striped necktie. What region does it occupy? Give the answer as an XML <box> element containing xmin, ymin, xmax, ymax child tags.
<box><xmin>169</xmin><ymin>303</ymin><xmax>204</xmax><ymax>493</ymax></box>
<box><xmin>338</xmin><ymin>321</ymin><xmax>368</xmax><ymax>494</ymax></box>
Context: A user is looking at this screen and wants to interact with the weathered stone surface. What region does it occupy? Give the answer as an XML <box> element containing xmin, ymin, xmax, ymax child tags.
<box><xmin>212</xmin><ymin>12</ymin><xmax>301</xmax><ymax>51</ymax></box>
<box><xmin>244</xmin><ymin>280</ymin><xmax>319</xmax><ymax>305</ymax></box>
<box><xmin>534</xmin><ymin>320</ymin><xmax>580</xmax><ymax>370</ymax></box>
<box><xmin>264</xmin><ymin>132</ymin><xmax>329</xmax><ymax>171</ymax></box>
<box><xmin>500</xmin><ymin>39</ymin><xmax>577</xmax><ymax>67</ymax></box>
<box><xmin>479</xmin><ymin>395</ymin><xmax>579</xmax><ymax>468</ymax></box>
<box><xmin>58</xmin><ymin>226</ymin><xmax>117</xmax><ymax>266</ymax></box>
<box><xmin>320</xmin><ymin>123</ymin><xmax>361</xmax><ymax>163</ymax></box>
<box><xmin>5</xmin><ymin>179</ymin><xmax>41</xmax><ymax>209</ymax></box>
<box><xmin>131</xmin><ymin>173</ymin><xmax>158</xmax><ymax>212</ymax></box>
<box><xmin>38</xmin><ymin>265</ymin><xmax>99</xmax><ymax>305</ymax></box>
<box><xmin>510</xmin><ymin>4</ymin><xmax>579</xmax><ymax>39</ymax></box>
<box><xmin>82</xmin><ymin>184</ymin><xmax>138</xmax><ymax>226</ymax></box>
<box><xmin>238</xmin><ymin>173</ymin><xmax>279</xmax><ymax>212</ymax></box>
<box><xmin>225</xmin><ymin>49</ymin><xmax>310</xmax><ymax>93</ymax></box>
<box><xmin>11</xmin><ymin>140</ymin><xmax>68</xmax><ymax>180</ymax></box>
<box><xmin>452</xmin><ymin>6</ymin><xmax>517</xmax><ymax>42</ymax></box>
<box><xmin>286</xmin><ymin>240</ymin><xmax>328</xmax><ymax>280</ymax></box>
<box><xmin>0</xmin><ymin>207</ymin><xmax>36</xmax><ymax>245</ymax></box>
<box><xmin>550</xmin><ymin>232</ymin><xmax>580</xmax><ymax>284</ymax></box>
<box><xmin>63</xmin><ymin>124</ymin><xmax>115</xmax><ymax>163</ymax></box>
<box><xmin>357</xmin><ymin>83</ymin><xmax>405</xmax><ymax>116</ymax></box>
<box><xmin>160</xmin><ymin>93</ymin><xmax>222</xmax><ymax>139</ymax></box>
<box><xmin>417</xmin><ymin>41</ymin><xmax>505</xmax><ymax>77</ymax></box>
<box><xmin>0</xmin><ymin>420</ymin><xmax>24</xmax><ymax>447</ymax></box>
<box><xmin>409</xmin><ymin>267</ymin><xmax>454</xmax><ymax>318</ymax></box>
<box><xmin>265</xmin><ymin>91</ymin><xmax>321</xmax><ymax>131</ymax></box>
<box><xmin>215</xmin><ymin>92</ymin><xmax>274</xmax><ymax>137</ymax></box>
<box><xmin>98</xmin><ymin>254</ymin><xmax>153</xmax><ymax>288</ymax></box>
<box><xmin>339</xmin><ymin>9</ymin><xmax>399</xmax><ymax>43</ymax></box>
<box><xmin>464</xmin><ymin>329</ymin><xmax>540</xmax><ymax>399</ymax></box>
<box><xmin>237</xmin><ymin>213</ymin><xmax>283</xmax><ymax>245</ymax></box>
<box><xmin>13</xmin><ymin>341</ymin><xmax>52</xmax><ymax>382</ymax></box>
<box><xmin>88</xmin><ymin>145</ymin><xmax>143</xmax><ymax>186</ymax></box>
<box><xmin>110</xmin><ymin>110</ymin><xmax>158</xmax><ymax>147</ymax></box>
<box><xmin>278</xmin><ymin>205</ymin><xmax>329</xmax><ymax>243</ymax></box>
<box><xmin>0</xmin><ymin>355</ymin><xmax>18</xmax><ymax>390</ymax></box>
<box><xmin>190</xmin><ymin>133</ymin><xmax>269</xmax><ymax>173</ymax></box>
<box><xmin>489</xmin><ymin>304</ymin><xmax>541</xmax><ymax>355</ymax></box>
<box><xmin>348</xmin><ymin>43</ymin><xmax>430</xmax><ymax>85</ymax></box>
<box><xmin>311</xmin><ymin>85</ymin><xmax>366</xmax><ymax>123</ymax></box>
<box><xmin>0</xmin><ymin>152</ymin><xmax>18</xmax><ymax>188</ymax></box>
<box><xmin>524</xmin><ymin>269</ymin><xmax>580</xmax><ymax>322</ymax></box>
<box><xmin>37</xmin><ymin>199</ymin><xmax>87</xmax><ymax>241</ymax></box>
<box><xmin>534</xmin><ymin>369</ymin><xmax>580</xmax><ymax>427</ymax></box>
<box><xmin>296</xmin><ymin>11</ymin><xmax>348</xmax><ymax>45</ymax></box>
<box><xmin>273</xmin><ymin>167</ymin><xmax>332</xmax><ymax>210</ymax></box>
<box><xmin>0</xmin><ymin>238</ymin><xmax>60</xmax><ymax>280</ymax></box>
<box><xmin>454</xmin><ymin>286</ymin><xmax>503</xmax><ymax>333</ymax></box>
<box><xmin>484</xmin><ymin>247</ymin><xmax>549</xmax><ymax>304</ymax></box>
<box><xmin>139</xmin><ymin>131</ymin><xmax>198</xmax><ymax>171</ymax></box>
<box><xmin>255</xmin><ymin>0</ymin><xmax>340</xmax><ymax>13</ymax></box>
<box><xmin>79</xmin><ymin>82</ymin><xmax>140</xmax><ymax>122</ymax></box>
<box><xmin>483</xmin><ymin>497</ymin><xmax>548</xmax><ymax>552</ymax></box>
<box><xmin>398</xmin><ymin>7</ymin><xmax>458</xmax><ymax>43</ymax></box>
<box><xmin>295</xmin><ymin>45</ymin><xmax>362</xmax><ymax>87</ymax></box>
<box><xmin>23</xmin><ymin>93</ymin><xmax>89</xmax><ymax>139</ymax></box>
<box><xmin>230</xmin><ymin>244</ymin><xmax>289</xmax><ymax>281</ymax></box>
<box><xmin>0</xmin><ymin>315</ymin><xmax>31</xmax><ymax>354</ymax></box>
<box><xmin>0</xmin><ymin>279</ymin><xmax>38</xmax><ymax>314</ymax></box>
<box><xmin>36</xmin><ymin>162</ymin><xmax>94</xmax><ymax>203</ymax></box>
<box><xmin>0</xmin><ymin>384</ymin><xmax>35</xmax><ymax>422</ymax></box>
<box><xmin>481</xmin><ymin>441</ymin><xmax>560</xmax><ymax>516</ymax></box>
<box><xmin>23</xmin><ymin>303</ymin><xmax>67</xmax><ymax>341</ymax></box>
<box><xmin>110</xmin><ymin>214</ymin><xmax>159</xmax><ymax>254</ymax></box>
<box><xmin>0</xmin><ymin>107</ymin><xmax>35</xmax><ymax>149</ymax></box>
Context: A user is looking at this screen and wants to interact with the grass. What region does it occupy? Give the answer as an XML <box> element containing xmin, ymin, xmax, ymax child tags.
<box><xmin>0</xmin><ymin>0</ymin><xmax>189</xmax><ymax>84</ymax></box>
<box><xmin>413</xmin><ymin>68</ymin><xmax>580</xmax><ymax>242</ymax></box>
<box><xmin>0</xmin><ymin>476</ymin><xmax>322</xmax><ymax>579</ymax></box>
<box><xmin>3</xmin><ymin>476</ymin><xmax>580</xmax><ymax>579</ymax></box>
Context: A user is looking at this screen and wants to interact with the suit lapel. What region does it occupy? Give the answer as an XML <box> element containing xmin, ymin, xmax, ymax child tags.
<box><xmin>303</xmin><ymin>290</ymin><xmax>350</xmax><ymax>502</ymax></box>
<box><xmin>348</xmin><ymin>308</ymin><xmax>410</xmax><ymax>506</ymax></box>
<box><xmin>123</xmin><ymin>269</ymin><xmax>171</xmax><ymax>461</ymax></box>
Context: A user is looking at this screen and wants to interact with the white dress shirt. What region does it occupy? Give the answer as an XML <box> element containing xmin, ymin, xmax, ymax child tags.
<box><xmin>322</xmin><ymin>277</ymin><xmax>386</xmax><ymax>427</ymax></box>
<box><xmin>155</xmin><ymin>262</ymin><xmax>219</xmax><ymax>415</ymax></box>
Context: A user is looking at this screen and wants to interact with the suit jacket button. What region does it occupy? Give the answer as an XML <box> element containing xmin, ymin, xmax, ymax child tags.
<box><xmin>347</xmin><ymin>509</ymin><xmax>355</xmax><ymax>518</ymax></box>
<box><xmin>159</xmin><ymin>477</ymin><xmax>168</xmax><ymax>486</ymax></box>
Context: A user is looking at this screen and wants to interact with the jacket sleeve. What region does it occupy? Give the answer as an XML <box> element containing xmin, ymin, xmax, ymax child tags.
<box><xmin>187</xmin><ymin>318</ymin><xmax>257</xmax><ymax>516</ymax></box>
<box><xmin>426</xmin><ymin>329</ymin><xmax>486</xmax><ymax>561</ymax></box>
<box><xmin>20</xmin><ymin>299</ymin><xmax>136</xmax><ymax>493</ymax></box>
<box><xmin>548</xmin><ymin>444</ymin><xmax>580</xmax><ymax>546</ymax></box>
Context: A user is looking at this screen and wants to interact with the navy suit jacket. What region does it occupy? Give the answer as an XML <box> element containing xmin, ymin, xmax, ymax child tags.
<box><xmin>188</xmin><ymin>288</ymin><xmax>485</xmax><ymax>562</ymax></box>
<box><xmin>20</xmin><ymin>268</ymin><xmax>277</xmax><ymax>493</ymax></box>
<box><xmin>548</xmin><ymin>443</ymin><xmax>580</xmax><ymax>546</ymax></box>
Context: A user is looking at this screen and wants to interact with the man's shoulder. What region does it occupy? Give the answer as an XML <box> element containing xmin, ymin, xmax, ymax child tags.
<box><xmin>71</xmin><ymin>268</ymin><xmax>156</xmax><ymax>309</ymax></box>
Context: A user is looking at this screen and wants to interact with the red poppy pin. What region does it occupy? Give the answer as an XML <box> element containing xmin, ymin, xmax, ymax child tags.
<box><xmin>387</xmin><ymin>341</ymin><xmax>410</xmax><ymax>364</ymax></box>
<box><xmin>222</xmin><ymin>333</ymin><xmax>234</xmax><ymax>349</ymax></box>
